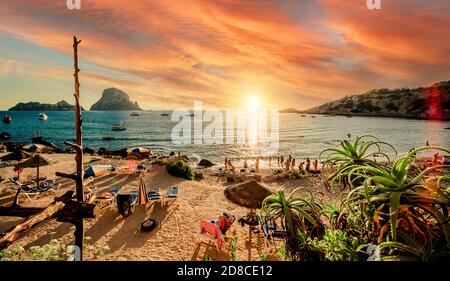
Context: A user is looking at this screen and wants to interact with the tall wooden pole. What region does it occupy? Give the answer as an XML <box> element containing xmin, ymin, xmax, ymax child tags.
<box><xmin>73</xmin><ymin>36</ymin><xmax>85</xmax><ymax>260</ymax></box>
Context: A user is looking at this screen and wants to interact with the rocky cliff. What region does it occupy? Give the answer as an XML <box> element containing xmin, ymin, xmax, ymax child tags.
<box><xmin>303</xmin><ymin>81</ymin><xmax>450</xmax><ymax>120</ymax></box>
<box><xmin>90</xmin><ymin>88</ymin><xmax>142</xmax><ymax>111</ymax></box>
<box><xmin>8</xmin><ymin>100</ymin><xmax>85</xmax><ymax>111</ymax></box>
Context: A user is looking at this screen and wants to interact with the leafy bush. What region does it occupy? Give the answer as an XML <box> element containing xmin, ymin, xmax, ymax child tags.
<box><xmin>167</xmin><ymin>160</ymin><xmax>194</xmax><ymax>180</ymax></box>
<box><xmin>1</xmin><ymin>240</ymin><xmax>68</xmax><ymax>261</ymax></box>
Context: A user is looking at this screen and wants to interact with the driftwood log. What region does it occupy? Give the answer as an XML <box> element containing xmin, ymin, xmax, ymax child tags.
<box><xmin>0</xmin><ymin>190</ymin><xmax>97</xmax><ymax>250</ymax></box>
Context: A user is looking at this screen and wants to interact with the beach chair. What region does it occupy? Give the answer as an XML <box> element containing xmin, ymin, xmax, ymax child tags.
<box><xmin>199</xmin><ymin>220</ymin><xmax>224</xmax><ymax>251</ymax></box>
<box><xmin>95</xmin><ymin>186</ymin><xmax>122</xmax><ymax>208</ymax></box>
<box><xmin>147</xmin><ymin>187</ymin><xmax>162</xmax><ymax>201</ymax></box>
<box><xmin>166</xmin><ymin>185</ymin><xmax>179</xmax><ymax>198</ymax></box>
<box><xmin>218</xmin><ymin>212</ymin><xmax>236</xmax><ymax>235</ymax></box>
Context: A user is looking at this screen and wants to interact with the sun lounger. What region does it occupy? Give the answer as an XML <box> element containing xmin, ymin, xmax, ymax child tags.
<box><xmin>199</xmin><ymin>220</ymin><xmax>224</xmax><ymax>251</ymax></box>
<box><xmin>166</xmin><ymin>185</ymin><xmax>179</xmax><ymax>198</ymax></box>
<box><xmin>147</xmin><ymin>187</ymin><xmax>162</xmax><ymax>201</ymax></box>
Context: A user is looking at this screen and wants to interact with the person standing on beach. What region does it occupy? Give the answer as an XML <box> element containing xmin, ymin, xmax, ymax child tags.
<box><xmin>313</xmin><ymin>159</ymin><xmax>319</xmax><ymax>173</ymax></box>
<box><xmin>299</xmin><ymin>162</ymin><xmax>305</xmax><ymax>174</ymax></box>
<box><xmin>244</xmin><ymin>159</ymin><xmax>248</xmax><ymax>169</ymax></box>
<box><xmin>426</xmin><ymin>141</ymin><xmax>429</xmax><ymax>146</ymax></box>
<box><xmin>224</xmin><ymin>157</ymin><xmax>228</xmax><ymax>170</ymax></box>
<box><xmin>285</xmin><ymin>158</ymin><xmax>291</xmax><ymax>172</ymax></box>
<box><xmin>228</xmin><ymin>160</ymin><xmax>235</xmax><ymax>172</ymax></box>
<box><xmin>256</xmin><ymin>157</ymin><xmax>260</xmax><ymax>173</ymax></box>
<box><xmin>280</xmin><ymin>156</ymin><xmax>284</xmax><ymax>166</ymax></box>
<box><xmin>269</xmin><ymin>157</ymin><xmax>272</xmax><ymax>167</ymax></box>
<box><xmin>277</xmin><ymin>156</ymin><xmax>280</xmax><ymax>167</ymax></box>
<box><xmin>291</xmin><ymin>159</ymin><xmax>296</xmax><ymax>171</ymax></box>
<box><xmin>305</xmin><ymin>158</ymin><xmax>311</xmax><ymax>173</ymax></box>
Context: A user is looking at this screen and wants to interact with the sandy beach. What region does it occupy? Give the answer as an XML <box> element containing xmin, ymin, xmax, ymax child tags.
<box><xmin>0</xmin><ymin>152</ymin><xmax>332</xmax><ymax>261</ymax></box>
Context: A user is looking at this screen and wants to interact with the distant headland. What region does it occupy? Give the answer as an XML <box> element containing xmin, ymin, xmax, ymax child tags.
<box><xmin>282</xmin><ymin>80</ymin><xmax>450</xmax><ymax>121</ymax></box>
<box><xmin>8</xmin><ymin>100</ymin><xmax>86</xmax><ymax>111</ymax></box>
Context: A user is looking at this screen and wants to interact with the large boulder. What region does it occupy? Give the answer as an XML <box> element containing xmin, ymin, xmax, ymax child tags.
<box><xmin>198</xmin><ymin>159</ymin><xmax>214</xmax><ymax>167</ymax></box>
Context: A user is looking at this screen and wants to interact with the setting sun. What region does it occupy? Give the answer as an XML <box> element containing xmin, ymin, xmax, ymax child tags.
<box><xmin>246</xmin><ymin>96</ymin><xmax>262</xmax><ymax>108</ymax></box>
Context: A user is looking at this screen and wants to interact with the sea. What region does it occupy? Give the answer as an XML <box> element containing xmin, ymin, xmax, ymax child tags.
<box><xmin>1</xmin><ymin>111</ymin><xmax>449</xmax><ymax>165</ymax></box>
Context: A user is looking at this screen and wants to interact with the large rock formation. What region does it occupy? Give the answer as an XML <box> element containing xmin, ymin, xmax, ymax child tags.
<box><xmin>8</xmin><ymin>100</ymin><xmax>85</xmax><ymax>111</ymax></box>
<box><xmin>90</xmin><ymin>88</ymin><xmax>142</xmax><ymax>111</ymax></box>
<box><xmin>303</xmin><ymin>80</ymin><xmax>450</xmax><ymax>120</ymax></box>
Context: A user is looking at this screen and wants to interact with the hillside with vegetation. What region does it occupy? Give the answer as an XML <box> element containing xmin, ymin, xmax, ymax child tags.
<box><xmin>303</xmin><ymin>81</ymin><xmax>450</xmax><ymax>120</ymax></box>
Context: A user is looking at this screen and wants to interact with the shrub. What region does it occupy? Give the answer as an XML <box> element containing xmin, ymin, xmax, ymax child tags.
<box><xmin>167</xmin><ymin>160</ymin><xmax>194</xmax><ymax>180</ymax></box>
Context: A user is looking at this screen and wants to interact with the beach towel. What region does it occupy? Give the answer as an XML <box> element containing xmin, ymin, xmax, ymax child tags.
<box><xmin>199</xmin><ymin>220</ymin><xmax>224</xmax><ymax>251</ymax></box>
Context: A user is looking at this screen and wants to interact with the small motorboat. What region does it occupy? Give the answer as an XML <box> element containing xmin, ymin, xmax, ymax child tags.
<box><xmin>38</xmin><ymin>113</ymin><xmax>48</xmax><ymax>120</ymax></box>
<box><xmin>161</xmin><ymin>113</ymin><xmax>169</xmax><ymax>116</ymax></box>
<box><xmin>112</xmin><ymin>122</ymin><xmax>126</xmax><ymax>131</ymax></box>
<box><xmin>130</xmin><ymin>112</ymin><xmax>140</xmax><ymax>117</ymax></box>
<box><xmin>3</xmin><ymin>115</ymin><xmax>12</xmax><ymax>124</ymax></box>
<box><xmin>103</xmin><ymin>136</ymin><xmax>116</xmax><ymax>141</ymax></box>
<box><xmin>0</xmin><ymin>132</ymin><xmax>11</xmax><ymax>140</ymax></box>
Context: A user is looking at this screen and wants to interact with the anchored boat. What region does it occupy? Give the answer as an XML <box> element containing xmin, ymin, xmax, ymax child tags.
<box><xmin>112</xmin><ymin>122</ymin><xmax>126</xmax><ymax>131</ymax></box>
<box><xmin>38</xmin><ymin>113</ymin><xmax>48</xmax><ymax>120</ymax></box>
<box><xmin>2</xmin><ymin>115</ymin><xmax>12</xmax><ymax>124</ymax></box>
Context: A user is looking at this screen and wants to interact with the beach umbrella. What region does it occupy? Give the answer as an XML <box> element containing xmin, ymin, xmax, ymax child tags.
<box><xmin>22</xmin><ymin>143</ymin><xmax>49</xmax><ymax>152</ymax></box>
<box><xmin>224</xmin><ymin>179</ymin><xmax>273</xmax><ymax>209</ymax></box>
<box><xmin>137</xmin><ymin>175</ymin><xmax>148</xmax><ymax>205</ymax></box>
<box><xmin>127</xmin><ymin>147</ymin><xmax>150</xmax><ymax>154</ymax></box>
<box><xmin>18</xmin><ymin>154</ymin><xmax>55</xmax><ymax>188</ymax></box>
<box><xmin>224</xmin><ymin>179</ymin><xmax>274</xmax><ymax>246</ymax></box>
<box><xmin>0</xmin><ymin>150</ymin><xmax>32</xmax><ymax>162</ymax></box>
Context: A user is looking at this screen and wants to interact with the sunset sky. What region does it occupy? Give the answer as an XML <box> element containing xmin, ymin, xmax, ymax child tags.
<box><xmin>0</xmin><ymin>0</ymin><xmax>449</xmax><ymax>110</ymax></box>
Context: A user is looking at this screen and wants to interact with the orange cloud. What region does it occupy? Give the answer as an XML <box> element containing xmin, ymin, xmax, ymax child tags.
<box><xmin>0</xmin><ymin>0</ymin><xmax>449</xmax><ymax>110</ymax></box>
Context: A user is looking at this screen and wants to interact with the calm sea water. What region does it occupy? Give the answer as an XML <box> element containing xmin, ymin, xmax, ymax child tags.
<box><xmin>1</xmin><ymin>111</ymin><xmax>449</xmax><ymax>164</ymax></box>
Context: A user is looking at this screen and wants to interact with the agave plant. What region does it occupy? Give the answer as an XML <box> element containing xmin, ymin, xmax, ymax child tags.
<box><xmin>343</xmin><ymin>146</ymin><xmax>450</xmax><ymax>259</ymax></box>
<box><xmin>320</xmin><ymin>135</ymin><xmax>396</xmax><ymax>191</ymax></box>
<box><xmin>261</xmin><ymin>188</ymin><xmax>324</xmax><ymax>260</ymax></box>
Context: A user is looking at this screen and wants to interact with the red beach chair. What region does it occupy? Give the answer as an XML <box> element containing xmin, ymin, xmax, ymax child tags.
<box><xmin>199</xmin><ymin>220</ymin><xmax>224</xmax><ymax>251</ymax></box>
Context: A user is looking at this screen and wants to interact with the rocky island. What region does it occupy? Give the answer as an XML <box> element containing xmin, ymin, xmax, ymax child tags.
<box><xmin>283</xmin><ymin>80</ymin><xmax>450</xmax><ymax>121</ymax></box>
<box><xmin>90</xmin><ymin>88</ymin><xmax>142</xmax><ymax>111</ymax></box>
<box><xmin>8</xmin><ymin>100</ymin><xmax>85</xmax><ymax>111</ymax></box>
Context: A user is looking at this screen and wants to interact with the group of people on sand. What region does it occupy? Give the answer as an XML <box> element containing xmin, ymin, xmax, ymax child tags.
<box><xmin>275</xmin><ymin>155</ymin><xmax>320</xmax><ymax>174</ymax></box>
<box><xmin>223</xmin><ymin>155</ymin><xmax>321</xmax><ymax>175</ymax></box>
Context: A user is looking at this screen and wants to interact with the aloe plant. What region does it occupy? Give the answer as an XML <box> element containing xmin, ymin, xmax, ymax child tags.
<box><xmin>262</xmin><ymin>188</ymin><xmax>324</xmax><ymax>260</ymax></box>
<box><xmin>320</xmin><ymin>135</ymin><xmax>396</xmax><ymax>190</ymax></box>
<box><xmin>343</xmin><ymin>146</ymin><xmax>450</xmax><ymax>258</ymax></box>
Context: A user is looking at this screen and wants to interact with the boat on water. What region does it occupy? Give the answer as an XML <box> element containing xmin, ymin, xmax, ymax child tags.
<box><xmin>3</xmin><ymin>115</ymin><xmax>12</xmax><ymax>124</ymax></box>
<box><xmin>112</xmin><ymin>122</ymin><xmax>126</xmax><ymax>131</ymax></box>
<box><xmin>130</xmin><ymin>112</ymin><xmax>140</xmax><ymax>117</ymax></box>
<box><xmin>300</xmin><ymin>115</ymin><xmax>306</xmax><ymax>117</ymax></box>
<box><xmin>0</xmin><ymin>132</ymin><xmax>11</xmax><ymax>140</ymax></box>
<box><xmin>38</xmin><ymin>113</ymin><xmax>48</xmax><ymax>120</ymax></box>
<box><xmin>161</xmin><ymin>113</ymin><xmax>169</xmax><ymax>116</ymax></box>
